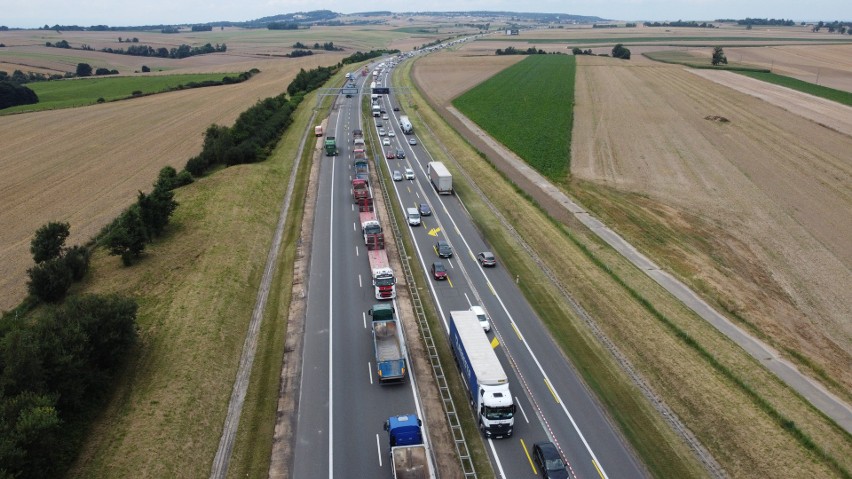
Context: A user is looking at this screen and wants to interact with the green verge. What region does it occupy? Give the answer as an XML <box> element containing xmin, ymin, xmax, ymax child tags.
<box><xmin>453</xmin><ymin>55</ymin><xmax>574</xmax><ymax>180</ymax></box>
<box><xmin>2</xmin><ymin>73</ymin><xmax>239</xmax><ymax>113</ymax></box>
<box><xmin>737</xmin><ymin>71</ymin><xmax>852</xmax><ymax>106</ymax></box>
<box><xmin>399</xmin><ymin>58</ymin><xmax>703</xmax><ymax>478</ymax></box>
<box><xmin>224</xmin><ymin>79</ymin><xmax>326</xmax><ymax>478</ymax></box>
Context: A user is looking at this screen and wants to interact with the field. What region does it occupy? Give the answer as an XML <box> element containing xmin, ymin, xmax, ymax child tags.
<box><xmin>452</xmin><ymin>55</ymin><xmax>575</xmax><ymax>179</ymax></box>
<box><xmin>412</xmin><ymin>37</ymin><xmax>852</xmax><ymax>478</ymax></box>
<box><xmin>2</xmin><ymin>73</ymin><xmax>240</xmax><ymax>113</ymax></box>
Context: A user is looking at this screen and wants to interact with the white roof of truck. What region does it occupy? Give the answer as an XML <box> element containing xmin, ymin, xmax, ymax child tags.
<box><xmin>450</xmin><ymin>311</ymin><xmax>507</xmax><ymax>386</ymax></box>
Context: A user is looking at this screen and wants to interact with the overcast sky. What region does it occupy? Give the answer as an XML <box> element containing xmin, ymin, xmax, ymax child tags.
<box><xmin>2</xmin><ymin>0</ymin><xmax>849</xmax><ymax>29</ymax></box>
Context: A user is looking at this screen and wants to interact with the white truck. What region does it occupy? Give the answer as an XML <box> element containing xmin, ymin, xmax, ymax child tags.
<box><xmin>449</xmin><ymin>310</ymin><xmax>516</xmax><ymax>438</ymax></box>
<box><xmin>399</xmin><ymin>115</ymin><xmax>413</xmax><ymax>134</ymax></box>
<box><xmin>372</xmin><ymin>104</ymin><xmax>381</xmax><ymax>117</ymax></box>
<box><xmin>427</xmin><ymin>162</ymin><xmax>453</xmax><ymax>195</ymax></box>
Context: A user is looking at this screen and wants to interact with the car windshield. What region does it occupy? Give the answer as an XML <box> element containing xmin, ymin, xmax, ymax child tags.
<box><xmin>434</xmin><ymin>263</ymin><xmax>445</xmax><ymax>272</ymax></box>
<box><xmin>483</xmin><ymin>405</ymin><xmax>514</xmax><ymax>420</ymax></box>
<box><xmin>546</xmin><ymin>457</ymin><xmax>564</xmax><ymax>471</ymax></box>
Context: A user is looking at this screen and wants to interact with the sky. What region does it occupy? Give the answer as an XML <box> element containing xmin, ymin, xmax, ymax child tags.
<box><xmin>1</xmin><ymin>0</ymin><xmax>849</xmax><ymax>29</ymax></box>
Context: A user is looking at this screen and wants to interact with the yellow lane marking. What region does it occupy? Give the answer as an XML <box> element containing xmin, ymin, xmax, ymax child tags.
<box><xmin>593</xmin><ymin>459</ymin><xmax>605</xmax><ymax>479</ymax></box>
<box><xmin>521</xmin><ymin>439</ymin><xmax>537</xmax><ymax>474</ymax></box>
<box><xmin>544</xmin><ymin>377</ymin><xmax>560</xmax><ymax>404</ymax></box>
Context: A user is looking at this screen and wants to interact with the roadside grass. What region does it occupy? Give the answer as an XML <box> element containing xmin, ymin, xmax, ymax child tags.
<box><xmin>737</xmin><ymin>71</ymin><xmax>852</xmax><ymax>106</ymax></box>
<box><xmin>400</xmin><ymin>58</ymin><xmax>704</xmax><ymax>478</ymax></box>
<box><xmin>453</xmin><ymin>55</ymin><xmax>574</xmax><ymax>179</ymax></box>
<box><xmin>225</xmin><ymin>81</ymin><xmax>325</xmax><ymax>478</ymax></box>
<box><xmin>404</xmin><ymin>56</ymin><xmax>852</xmax><ymax>477</ymax></box>
<box><xmin>65</xmin><ymin>78</ymin><xmax>323</xmax><ymax>477</ymax></box>
<box><xmin>2</xmin><ymin>73</ymin><xmax>239</xmax><ymax>113</ymax></box>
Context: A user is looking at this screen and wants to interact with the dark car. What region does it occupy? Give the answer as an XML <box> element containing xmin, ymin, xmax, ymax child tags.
<box><xmin>435</xmin><ymin>240</ymin><xmax>453</xmax><ymax>258</ymax></box>
<box><xmin>386</xmin><ymin>151</ymin><xmax>396</xmax><ymax>159</ymax></box>
<box><xmin>477</xmin><ymin>251</ymin><xmax>496</xmax><ymax>267</ymax></box>
<box><xmin>532</xmin><ymin>442</ymin><xmax>569</xmax><ymax>479</ymax></box>
<box><xmin>431</xmin><ymin>261</ymin><xmax>447</xmax><ymax>280</ymax></box>
<box><xmin>395</xmin><ymin>149</ymin><xmax>405</xmax><ymax>159</ymax></box>
<box><xmin>393</xmin><ymin>106</ymin><xmax>400</xmax><ymax>111</ymax></box>
<box><xmin>418</xmin><ymin>203</ymin><xmax>432</xmax><ymax>216</ymax></box>
<box><xmin>376</xmin><ymin>121</ymin><xmax>383</xmax><ymax>128</ymax></box>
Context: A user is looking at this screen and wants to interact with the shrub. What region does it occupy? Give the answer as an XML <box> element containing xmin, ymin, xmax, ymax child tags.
<box><xmin>63</xmin><ymin>245</ymin><xmax>90</xmax><ymax>281</ymax></box>
<box><xmin>27</xmin><ymin>258</ymin><xmax>73</xmax><ymax>302</ymax></box>
<box><xmin>30</xmin><ymin>222</ymin><xmax>70</xmax><ymax>264</ymax></box>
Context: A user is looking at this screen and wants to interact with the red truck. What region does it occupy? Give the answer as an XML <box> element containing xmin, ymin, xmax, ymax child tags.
<box><xmin>368</xmin><ymin>249</ymin><xmax>396</xmax><ymax>300</ymax></box>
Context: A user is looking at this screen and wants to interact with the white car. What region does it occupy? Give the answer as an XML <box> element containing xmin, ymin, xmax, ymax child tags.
<box><xmin>404</xmin><ymin>167</ymin><xmax>414</xmax><ymax>180</ymax></box>
<box><xmin>382</xmin><ymin>137</ymin><xmax>391</xmax><ymax>146</ymax></box>
<box><xmin>378</xmin><ymin>128</ymin><xmax>386</xmax><ymax>136</ymax></box>
<box><xmin>388</xmin><ymin>130</ymin><xmax>396</xmax><ymax>137</ymax></box>
<box><xmin>383</xmin><ymin>114</ymin><xmax>389</xmax><ymax>120</ymax></box>
<box><xmin>470</xmin><ymin>305</ymin><xmax>491</xmax><ymax>332</ymax></box>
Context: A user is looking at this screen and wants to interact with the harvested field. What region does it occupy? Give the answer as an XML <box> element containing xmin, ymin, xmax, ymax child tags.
<box><xmin>570</xmin><ymin>55</ymin><xmax>852</xmax><ymax>393</ymax></box>
<box><xmin>410</xmin><ymin>49</ymin><xmax>523</xmax><ymax>105</ymax></box>
<box><xmin>0</xmin><ymin>45</ymin><xmax>344</xmax><ymax>311</ymax></box>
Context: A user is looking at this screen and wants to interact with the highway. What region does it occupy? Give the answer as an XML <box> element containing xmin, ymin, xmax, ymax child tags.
<box><xmin>290</xmin><ymin>66</ymin><xmax>427</xmax><ymax>478</ymax></box>
<box><xmin>291</xmin><ymin>55</ymin><xmax>647</xmax><ymax>479</ymax></box>
<box><xmin>376</xmin><ymin>60</ymin><xmax>647</xmax><ymax>479</ymax></box>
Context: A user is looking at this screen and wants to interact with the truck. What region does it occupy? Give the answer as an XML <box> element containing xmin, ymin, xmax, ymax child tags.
<box><xmin>427</xmin><ymin>162</ymin><xmax>453</xmax><ymax>195</ymax></box>
<box><xmin>383</xmin><ymin>414</ymin><xmax>435</xmax><ymax>479</ymax></box>
<box><xmin>360</xmin><ymin>210</ymin><xmax>384</xmax><ymax>250</ymax></box>
<box><xmin>399</xmin><ymin>115</ymin><xmax>413</xmax><ymax>134</ymax></box>
<box><xmin>372</xmin><ymin>104</ymin><xmax>381</xmax><ymax>117</ymax></box>
<box><xmin>368</xmin><ymin>303</ymin><xmax>406</xmax><ymax>383</ymax></box>
<box><xmin>449</xmin><ymin>310</ymin><xmax>516</xmax><ymax>438</ymax></box>
<box><xmin>354</xmin><ymin>158</ymin><xmax>369</xmax><ymax>180</ymax></box>
<box><xmin>352</xmin><ymin>176</ymin><xmax>371</xmax><ymax>202</ymax></box>
<box><xmin>367</xmin><ymin>249</ymin><xmax>396</xmax><ymax>300</ymax></box>
<box><xmin>352</xmin><ymin>129</ymin><xmax>363</xmax><ymax>143</ymax></box>
<box><xmin>314</xmin><ymin>125</ymin><xmax>323</xmax><ymax>137</ymax></box>
<box><xmin>324</xmin><ymin>136</ymin><xmax>338</xmax><ymax>156</ymax></box>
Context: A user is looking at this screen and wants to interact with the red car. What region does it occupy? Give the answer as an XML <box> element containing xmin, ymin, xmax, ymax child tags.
<box><xmin>431</xmin><ymin>261</ymin><xmax>447</xmax><ymax>280</ymax></box>
<box><xmin>385</xmin><ymin>150</ymin><xmax>396</xmax><ymax>159</ymax></box>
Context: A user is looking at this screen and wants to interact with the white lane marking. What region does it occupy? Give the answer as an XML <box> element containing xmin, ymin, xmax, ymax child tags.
<box><xmin>516</xmin><ymin>397</ymin><xmax>530</xmax><ymax>423</ymax></box>
<box><xmin>327</xmin><ymin>156</ymin><xmax>336</xmax><ymax>479</ymax></box>
<box><xmin>488</xmin><ymin>438</ymin><xmax>508</xmax><ymax>479</ymax></box>
<box><xmin>353</xmin><ymin>222</ymin><xmax>356</xmax><ymax>231</ymax></box>
<box><xmin>356</xmin><ymin>245</ymin><xmax>359</xmax><ymax>257</ymax></box>
<box><xmin>359</xmin><ymin>274</ymin><xmax>362</xmax><ymax>288</ymax></box>
<box><xmin>464</xmin><ymin>292</ymin><xmax>472</xmax><ymax>307</ymax></box>
<box><xmin>368</xmin><ymin>362</ymin><xmax>374</xmax><ymax>385</ymax></box>
<box><xmin>375</xmin><ymin>434</ymin><xmax>383</xmax><ymax>467</ymax></box>
<box><xmin>363</xmin><ymin>311</ymin><xmax>367</xmax><ymax>329</ymax></box>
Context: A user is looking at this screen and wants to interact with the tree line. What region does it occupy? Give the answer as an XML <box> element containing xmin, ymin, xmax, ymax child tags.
<box><xmin>495</xmin><ymin>46</ymin><xmax>549</xmax><ymax>55</ymax></box>
<box><xmin>644</xmin><ymin>20</ymin><xmax>716</xmax><ymax>28</ymax></box>
<box><xmin>292</xmin><ymin>41</ymin><xmax>343</xmax><ymax>51</ymax></box>
<box><xmin>341</xmin><ymin>49</ymin><xmax>399</xmax><ymax>65</ymax></box>
<box><xmin>100</xmin><ymin>42</ymin><xmax>226</xmax><ymax>58</ymax></box>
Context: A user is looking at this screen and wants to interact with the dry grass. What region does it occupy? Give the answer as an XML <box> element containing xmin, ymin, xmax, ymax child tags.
<box><xmin>411</xmin><ymin>44</ymin><xmax>852</xmax><ymax>478</ymax></box>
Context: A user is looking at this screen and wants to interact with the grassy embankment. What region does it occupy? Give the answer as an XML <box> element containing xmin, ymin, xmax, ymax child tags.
<box><xmin>2</xmin><ymin>73</ymin><xmax>238</xmax><ymax>114</ymax></box>
<box><xmin>67</xmin><ymin>72</ymin><xmax>335</xmax><ymax>478</ymax></box>
<box><xmin>415</xmin><ymin>54</ymin><xmax>852</xmax><ymax>477</ymax></box>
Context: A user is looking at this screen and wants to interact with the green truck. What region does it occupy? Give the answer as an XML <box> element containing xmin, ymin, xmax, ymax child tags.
<box><xmin>324</xmin><ymin>136</ymin><xmax>338</xmax><ymax>156</ymax></box>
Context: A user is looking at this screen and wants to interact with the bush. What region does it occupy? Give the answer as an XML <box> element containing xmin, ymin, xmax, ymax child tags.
<box><xmin>27</xmin><ymin>258</ymin><xmax>73</xmax><ymax>302</ymax></box>
<box><xmin>141</xmin><ymin>65</ymin><xmax>150</xmax><ymax>72</ymax></box>
<box><xmin>612</xmin><ymin>43</ymin><xmax>631</xmax><ymax>60</ymax></box>
<box><xmin>106</xmin><ymin>207</ymin><xmax>147</xmax><ymax>265</ymax></box>
<box><xmin>75</xmin><ymin>63</ymin><xmax>92</xmax><ymax>77</ymax></box>
<box><xmin>63</xmin><ymin>245</ymin><xmax>90</xmax><ymax>281</ymax></box>
<box><xmin>30</xmin><ymin>222</ymin><xmax>70</xmax><ymax>264</ymax></box>
<box><xmin>0</xmin><ymin>81</ymin><xmax>39</xmax><ymax>109</ymax></box>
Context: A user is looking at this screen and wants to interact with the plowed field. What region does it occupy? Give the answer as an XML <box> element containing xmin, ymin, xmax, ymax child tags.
<box><xmin>0</xmin><ymin>49</ymin><xmax>343</xmax><ymax>310</ymax></box>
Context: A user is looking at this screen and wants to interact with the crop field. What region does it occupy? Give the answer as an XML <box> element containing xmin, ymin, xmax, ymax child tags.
<box><xmin>452</xmin><ymin>55</ymin><xmax>575</xmax><ymax>179</ymax></box>
<box><xmin>2</xmin><ymin>73</ymin><xmax>239</xmax><ymax>113</ymax></box>
<box><xmin>736</xmin><ymin>71</ymin><xmax>852</xmax><ymax>105</ymax></box>
<box><xmin>413</xmin><ymin>38</ymin><xmax>851</xmax><ymax>478</ymax></box>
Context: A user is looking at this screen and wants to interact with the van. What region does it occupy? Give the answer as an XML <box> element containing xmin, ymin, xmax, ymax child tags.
<box><xmin>406</xmin><ymin>208</ymin><xmax>421</xmax><ymax>226</ymax></box>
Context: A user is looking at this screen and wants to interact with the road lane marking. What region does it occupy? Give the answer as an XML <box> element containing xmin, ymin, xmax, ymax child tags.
<box><xmin>368</xmin><ymin>362</ymin><xmax>374</xmax><ymax>384</ymax></box>
<box><xmin>362</xmin><ymin>311</ymin><xmax>367</xmax><ymax>329</ymax></box>
<box><xmin>355</xmin><ymin>245</ymin><xmax>359</xmax><ymax>257</ymax></box>
<box><xmin>375</xmin><ymin>434</ymin><xmax>382</xmax><ymax>466</ymax></box>
<box><xmin>487</xmin><ymin>280</ymin><xmax>496</xmax><ymax>296</ymax></box>
<box><xmin>490</xmin><ymin>337</ymin><xmax>500</xmax><ymax>349</ymax></box>
<box><xmin>511</xmin><ymin>322</ymin><xmax>523</xmax><ymax>341</ymax></box>
<box><xmin>428</xmin><ymin>227</ymin><xmax>441</xmax><ymax>236</ymax></box>
<box><xmin>353</xmin><ymin>221</ymin><xmax>356</xmax><ymax>231</ymax></box>
<box><xmin>593</xmin><ymin>459</ymin><xmax>605</xmax><ymax>479</ymax></box>
<box><xmin>521</xmin><ymin>439</ymin><xmax>537</xmax><ymax>474</ymax></box>
<box><xmin>544</xmin><ymin>378</ymin><xmax>560</xmax><ymax>404</ymax></box>
<box><xmin>516</xmin><ymin>396</ymin><xmax>530</xmax><ymax>423</ymax></box>
<box><xmin>447</xmin><ymin>277</ymin><xmax>454</xmax><ymax>288</ymax></box>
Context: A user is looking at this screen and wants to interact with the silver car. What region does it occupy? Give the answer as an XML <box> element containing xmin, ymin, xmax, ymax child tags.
<box><xmin>392</xmin><ymin>170</ymin><xmax>403</xmax><ymax>181</ymax></box>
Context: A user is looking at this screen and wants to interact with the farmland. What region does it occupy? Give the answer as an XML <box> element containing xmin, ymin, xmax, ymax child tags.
<box><xmin>2</xmin><ymin>73</ymin><xmax>241</xmax><ymax>113</ymax></box>
<box><xmin>412</xmin><ymin>34</ymin><xmax>851</xmax><ymax>478</ymax></box>
<box><xmin>453</xmin><ymin>55</ymin><xmax>575</xmax><ymax>179</ymax></box>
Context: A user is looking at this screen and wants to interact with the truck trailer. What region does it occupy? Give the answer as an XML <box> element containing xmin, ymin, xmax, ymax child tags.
<box><xmin>427</xmin><ymin>162</ymin><xmax>453</xmax><ymax>195</ymax></box>
<box><xmin>449</xmin><ymin>310</ymin><xmax>515</xmax><ymax>438</ymax></box>
<box><xmin>369</xmin><ymin>304</ymin><xmax>407</xmax><ymax>384</ymax></box>
<box><xmin>367</xmin><ymin>249</ymin><xmax>396</xmax><ymax>300</ymax></box>
<box><xmin>383</xmin><ymin>414</ymin><xmax>436</xmax><ymax>479</ymax></box>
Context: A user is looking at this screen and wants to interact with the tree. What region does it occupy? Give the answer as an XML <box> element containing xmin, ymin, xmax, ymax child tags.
<box><xmin>712</xmin><ymin>46</ymin><xmax>728</xmax><ymax>65</ymax></box>
<box><xmin>0</xmin><ymin>81</ymin><xmax>39</xmax><ymax>109</ymax></box>
<box><xmin>611</xmin><ymin>43</ymin><xmax>631</xmax><ymax>59</ymax></box>
<box><xmin>141</xmin><ymin>65</ymin><xmax>150</xmax><ymax>72</ymax></box>
<box><xmin>63</xmin><ymin>245</ymin><xmax>90</xmax><ymax>281</ymax></box>
<box><xmin>30</xmin><ymin>222</ymin><xmax>70</xmax><ymax>263</ymax></box>
<box><xmin>106</xmin><ymin>206</ymin><xmax>147</xmax><ymax>265</ymax></box>
<box><xmin>27</xmin><ymin>257</ymin><xmax>73</xmax><ymax>302</ymax></box>
<box><xmin>75</xmin><ymin>63</ymin><xmax>92</xmax><ymax>77</ymax></box>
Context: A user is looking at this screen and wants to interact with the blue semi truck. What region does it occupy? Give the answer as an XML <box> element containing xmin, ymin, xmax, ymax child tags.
<box><xmin>383</xmin><ymin>414</ymin><xmax>435</xmax><ymax>479</ymax></box>
<box><xmin>449</xmin><ymin>310</ymin><xmax>515</xmax><ymax>438</ymax></box>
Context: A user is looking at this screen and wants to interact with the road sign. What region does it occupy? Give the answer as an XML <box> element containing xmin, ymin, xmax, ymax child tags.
<box><xmin>372</xmin><ymin>87</ymin><xmax>390</xmax><ymax>95</ymax></box>
<box><xmin>341</xmin><ymin>88</ymin><xmax>358</xmax><ymax>96</ymax></box>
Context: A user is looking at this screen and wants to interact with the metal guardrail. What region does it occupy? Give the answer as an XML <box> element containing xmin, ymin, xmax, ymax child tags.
<box><xmin>369</xmin><ymin>118</ymin><xmax>478</xmax><ymax>479</ymax></box>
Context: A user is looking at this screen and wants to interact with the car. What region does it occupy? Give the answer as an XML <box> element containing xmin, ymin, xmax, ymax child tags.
<box><xmin>386</xmin><ymin>151</ymin><xmax>396</xmax><ymax>159</ymax></box>
<box><xmin>532</xmin><ymin>442</ymin><xmax>569</xmax><ymax>479</ymax></box>
<box><xmin>408</xmin><ymin>138</ymin><xmax>417</xmax><ymax>146</ymax></box>
<box><xmin>381</xmin><ymin>109</ymin><xmax>387</xmax><ymax>114</ymax></box>
<box><xmin>388</xmin><ymin>130</ymin><xmax>396</xmax><ymax>137</ymax></box>
<box><xmin>378</xmin><ymin>128</ymin><xmax>386</xmax><ymax>136</ymax></box>
<box><xmin>470</xmin><ymin>305</ymin><xmax>490</xmax><ymax>332</ymax></box>
<box><xmin>404</xmin><ymin>167</ymin><xmax>414</xmax><ymax>180</ymax></box>
<box><xmin>382</xmin><ymin>137</ymin><xmax>391</xmax><ymax>146</ymax></box>
<box><xmin>431</xmin><ymin>261</ymin><xmax>447</xmax><ymax>280</ymax></box>
<box><xmin>383</xmin><ymin>114</ymin><xmax>389</xmax><ymax>120</ymax></box>
<box><xmin>375</xmin><ymin>121</ymin><xmax>383</xmax><ymax>128</ymax></box>
<box><xmin>392</xmin><ymin>170</ymin><xmax>403</xmax><ymax>181</ymax></box>
<box><xmin>418</xmin><ymin>203</ymin><xmax>431</xmax><ymax>216</ymax></box>
<box><xmin>477</xmin><ymin>251</ymin><xmax>497</xmax><ymax>267</ymax></box>
<box><xmin>435</xmin><ymin>240</ymin><xmax>453</xmax><ymax>258</ymax></box>
<box><xmin>393</xmin><ymin>106</ymin><xmax>400</xmax><ymax>111</ymax></box>
<box><xmin>396</xmin><ymin>149</ymin><xmax>405</xmax><ymax>159</ymax></box>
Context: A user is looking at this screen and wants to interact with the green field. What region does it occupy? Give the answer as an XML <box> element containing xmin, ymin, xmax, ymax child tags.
<box><xmin>453</xmin><ymin>55</ymin><xmax>575</xmax><ymax>179</ymax></box>
<box><xmin>737</xmin><ymin>71</ymin><xmax>852</xmax><ymax>106</ymax></box>
<box><xmin>643</xmin><ymin>50</ymin><xmax>769</xmax><ymax>72</ymax></box>
<box><xmin>2</xmin><ymin>73</ymin><xmax>237</xmax><ymax>113</ymax></box>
